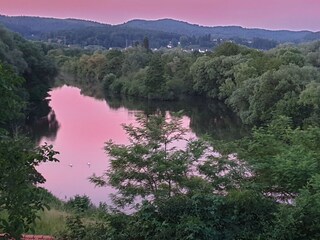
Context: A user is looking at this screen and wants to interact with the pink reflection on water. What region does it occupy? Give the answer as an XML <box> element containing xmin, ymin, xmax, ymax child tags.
<box><xmin>38</xmin><ymin>85</ymin><xmax>194</xmax><ymax>205</ymax></box>
<box><xmin>38</xmin><ymin>86</ymin><xmax>136</xmax><ymax>204</ymax></box>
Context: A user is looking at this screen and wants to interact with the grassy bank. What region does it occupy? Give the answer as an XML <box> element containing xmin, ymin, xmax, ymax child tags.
<box><xmin>30</xmin><ymin>209</ymin><xmax>68</xmax><ymax>235</ymax></box>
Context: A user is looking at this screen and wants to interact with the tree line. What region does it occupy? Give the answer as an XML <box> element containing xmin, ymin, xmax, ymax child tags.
<box><xmin>54</xmin><ymin>40</ymin><xmax>320</xmax><ymax>127</ymax></box>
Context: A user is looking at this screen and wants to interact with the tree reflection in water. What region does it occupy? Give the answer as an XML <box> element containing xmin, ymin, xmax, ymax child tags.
<box><xmin>105</xmin><ymin>94</ymin><xmax>248</xmax><ymax>141</ymax></box>
<box><xmin>28</xmin><ymin>97</ymin><xmax>60</xmax><ymax>144</ymax></box>
<box><xmin>32</xmin><ymin>110</ymin><xmax>60</xmax><ymax>144</ymax></box>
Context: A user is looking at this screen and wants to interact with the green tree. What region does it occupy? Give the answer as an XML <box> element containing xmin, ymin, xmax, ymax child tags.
<box><xmin>0</xmin><ymin>60</ymin><xmax>59</xmax><ymax>239</ymax></box>
<box><xmin>227</xmin><ymin>65</ymin><xmax>319</xmax><ymax>125</ymax></box>
<box><xmin>234</xmin><ymin>117</ymin><xmax>320</xmax><ymax>199</ymax></box>
<box><xmin>145</xmin><ymin>53</ymin><xmax>166</xmax><ymax>99</ymax></box>
<box><xmin>0</xmin><ymin>63</ymin><xmax>25</xmax><ymax>127</ymax></box>
<box><xmin>143</xmin><ymin>37</ymin><xmax>149</xmax><ymax>50</ymax></box>
<box><xmin>91</xmin><ymin>112</ymin><xmax>248</xmax><ymax>208</ymax></box>
<box><xmin>299</xmin><ymin>81</ymin><xmax>320</xmax><ymax>109</ymax></box>
<box><xmin>213</xmin><ymin>42</ymin><xmax>242</xmax><ymax>57</ymax></box>
<box><xmin>121</xmin><ymin>47</ymin><xmax>151</xmax><ymax>76</ymax></box>
<box><xmin>191</xmin><ymin>55</ymin><xmax>243</xmax><ymax>99</ymax></box>
<box><xmin>91</xmin><ymin>112</ymin><xmax>206</xmax><ymax>207</ymax></box>
<box><xmin>0</xmin><ymin>138</ymin><xmax>59</xmax><ymax>239</ymax></box>
<box><xmin>66</xmin><ymin>195</ymin><xmax>93</xmax><ymax>214</ymax></box>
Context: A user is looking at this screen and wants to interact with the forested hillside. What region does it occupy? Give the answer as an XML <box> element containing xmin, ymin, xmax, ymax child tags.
<box><xmin>1</xmin><ymin>15</ymin><xmax>319</xmax><ymax>50</ymax></box>
<box><xmin>123</xmin><ymin>18</ymin><xmax>313</xmax><ymax>42</ymax></box>
<box><xmin>0</xmin><ymin>15</ymin><xmax>103</xmax><ymax>39</ymax></box>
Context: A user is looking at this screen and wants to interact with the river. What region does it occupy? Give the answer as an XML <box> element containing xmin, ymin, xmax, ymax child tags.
<box><xmin>35</xmin><ymin>85</ymin><xmax>246</xmax><ymax>205</ymax></box>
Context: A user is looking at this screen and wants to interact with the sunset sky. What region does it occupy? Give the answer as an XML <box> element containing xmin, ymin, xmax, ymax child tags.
<box><xmin>1</xmin><ymin>0</ymin><xmax>320</xmax><ymax>31</ymax></box>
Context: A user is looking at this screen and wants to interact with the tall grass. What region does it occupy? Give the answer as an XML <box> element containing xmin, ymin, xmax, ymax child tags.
<box><xmin>2</xmin><ymin>189</ymin><xmax>108</xmax><ymax>237</ymax></box>
<box><xmin>30</xmin><ymin>209</ymin><xmax>68</xmax><ymax>236</ymax></box>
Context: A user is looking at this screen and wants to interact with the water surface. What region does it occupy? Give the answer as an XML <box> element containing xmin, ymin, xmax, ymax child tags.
<box><xmin>37</xmin><ymin>85</ymin><xmax>246</xmax><ymax>204</ymax></box>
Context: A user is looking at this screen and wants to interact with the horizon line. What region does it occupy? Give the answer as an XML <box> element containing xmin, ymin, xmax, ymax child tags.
<box><xmin>1</xmin><ymin>14</ymin><xmax>318</xmax><ymax>33</ymax></box>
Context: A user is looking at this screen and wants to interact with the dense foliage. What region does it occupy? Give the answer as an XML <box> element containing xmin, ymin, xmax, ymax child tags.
<box><xmin>42</xmin><ymin>115</ymin><xmax>320</xmax><ymax>239</ymax></box>
<box><xmin>57</xmin><ymin>40</ymin><xmax>320</xmax><ymax>238</ymax></box>
<box><xmin>1</xmin><ymin>22</ymin><xmax>320</xmax><ymax>239</ymax></box>
<box><xmin>82</xmin><ymin>113</ymin><xmax>320</xmax><ymax>240</ymax></box>
<box><xmin>0</xmin><ymin>26</ymin><xmax>59</xmax><ymax>239</ymax></box>
<box><xmin>0</xmin><ymin>25</ymin><xmax>58</xmax><ymax>120</ymax></box>
<box><xmin>56</xmin><ymin>40</ymin><xmax>320</xmax><ymax>127</ymax></box>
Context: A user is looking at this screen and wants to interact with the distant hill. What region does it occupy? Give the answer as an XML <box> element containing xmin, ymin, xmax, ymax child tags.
<box><xmin>0</xmin><ymin>15</ymin><xmax>104</xmax><ymax>39</ymax></box>
<box><xmin>122</xmin><ymin>19</ymin><xmax>314</xmax><ymax>43</ymax></box>
<box><xmin>0</xmin><ymin>15</ymin><xmax>319</xmax><ymax>49</ymax></box>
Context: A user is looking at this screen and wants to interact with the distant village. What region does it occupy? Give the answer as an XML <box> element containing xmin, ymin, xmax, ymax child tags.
<box><xmin>47</xmin><ymin>36</ymin><xmax>257</xmax><ymax>52</ymax></box>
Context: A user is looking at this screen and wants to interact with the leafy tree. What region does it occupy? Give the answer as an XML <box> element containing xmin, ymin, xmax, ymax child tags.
<box><xmin>145</xmin><ymin>53</ymin><xmax>166</xmax><ymax>99</ymax></box>
<box><xmin>190</xmin><ymin>56</ymin><xmax>212</xmax><ymax>95</ymax></box>
<box><xmin>213</xmin><ymin>42</ymin><xmax>242</xmax><ymax>57</ymax></box>
<box><xmin>121</xmin><ymin>47</ymin><xmax>151</xmax><ymax>76</ymax></box>
<box><xmin>66</xmin><ymin>195</ymin><xmax>94</xmax><ymax>214</ymax></box>
<box><xmin>278</xmin><ymin>48</ymin><xmax>305</xmax><ymax>67</ymax></box>
<box><xmin>102</xmin><ymin>73</ymin><xmax>117</xmax><ymax>91</ymax></box>
<box><xmin>63</xmin><ymin>215</ymin><xmax>86</xmax><ymax>240</ymax></box>
<box><xmin>124</xmin><ymin>67</ymin><xmax>148</xmax><ymax>97</ymax></box>
<box><xmin>227</xmin><ymin>64</ymin><xmax>319</xmax><ymax>125</ymax></box>
<box><xmin>191</xmin><ymin>55</ymin><xmax>243</xmax><ymax>99</ymax></box>
<box><xmin>91</xmin><ymin>112</ymin><xmax>206</xmax><ymax>206</ymax></box>
<box><xmin>0</xmin><ymin>63</ymin><xmax>25</xmax><ymax>127</ymax></box>
<box><xmin>91</xmin><ymin>111</ymin><xmax>248</xmax><ymax>206</ymax></box>
<box><xmin>162</xmin><ymin>50</ymin><xmax>195</xmax><ymax>95</ymax></box>
<box><xmin>234</xmin><ymin>116</ymin><xmax>320</xmax><ymax>200</ymax></box>
<box><xmin>0</xmin><ymin>138</ymin><xmax>59</xmax><ymax>239</ymax></box>
<box><xmin>104</xmin><ymin>49</ymin><xmax>124</xmax><ymax>77</ymax></box>
<box><xmin>299</xmin><ymin>81</ymin><xmax>320</xmax><ymax>125</ymax></box>
<box><xmin>264</xmin><ymin>174</ymin><xmax>320</xmax><ymax>240</ymax></box>
<box><xmin>299</xmin><ymin>81</ymin><xmax>320</xmax><ymax>109</ymax></box>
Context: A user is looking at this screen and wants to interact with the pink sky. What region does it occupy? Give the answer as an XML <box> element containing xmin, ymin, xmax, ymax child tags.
<box><xmin>1</xmin><ymin>0</ymin><xmax>320</xmax><ymax>31</ymax></box>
